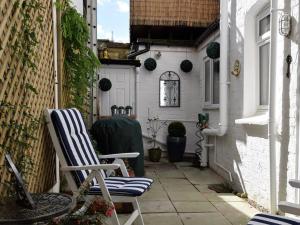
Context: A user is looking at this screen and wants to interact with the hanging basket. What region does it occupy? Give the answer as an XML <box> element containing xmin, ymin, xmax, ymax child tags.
<box><xmin>180</xmin><ymin>60</ymin><xmax>193</xmax><ymax>73</ymax></box>
<box><xmin>144</xmin><ymin>58</ymin><xmax>157</xmax><ymax>71</ymax></box>
<box><xmin>99</xmin><ymin>78</ymin><xmax>112</xmax><ymax>91</ymax></box>
<box><xmin>206</xmin><ymin>42</ymin><xmax>220</xmax><ymax>59</ymax></box>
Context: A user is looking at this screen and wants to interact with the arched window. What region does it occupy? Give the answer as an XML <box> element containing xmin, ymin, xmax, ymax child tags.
<box><xmin>159</xmin><ymin>71</ymin><xmax>180</xmax><ymax>107</ymax></box>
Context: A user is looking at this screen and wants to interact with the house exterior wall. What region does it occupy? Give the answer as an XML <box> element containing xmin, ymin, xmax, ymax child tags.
<box><xmin>136</xmin><ymin>46</ymin><xmax>201</xmax><ymax>155</ymax></box>
<box><xmin>199</xmin><ymin>0</ymin><xmax>300</xmax><ymax>210</ymax></box>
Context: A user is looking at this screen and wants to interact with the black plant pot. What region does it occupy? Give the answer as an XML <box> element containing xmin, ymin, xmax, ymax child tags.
<box><xmin>167</xmin><ymin>136</ymin><xmax>186</xmax><ymax>162</ymax></box>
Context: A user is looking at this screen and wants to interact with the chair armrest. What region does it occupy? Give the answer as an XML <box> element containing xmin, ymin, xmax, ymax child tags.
<box><xmin>98</xmin><ymin>152</ymin><xmax>140</xmax><ymax>159</ymax></box>
<box><xmin>61</xmin><ymin>164</ymin><xmax>120</xmax><ymax>171</ymax></box>
<box><xmin>289</xmin><ymin>179</ymin><xmax>300</xmax><ymax>189</ymax></box>
<box><xmin>278</xmin><ymin>201</ymin><xmax>300</xmax><ymax>216</ymax></box>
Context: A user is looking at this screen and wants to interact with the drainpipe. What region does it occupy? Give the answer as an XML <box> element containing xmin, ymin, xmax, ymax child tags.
<box><xmin>202</xmin><ymin>0</ymin><xmax>229</xmax><ymax>137</ymax></box>
<box><xmin>269</xmin><ymin>0</ymin><xmax>279</xmax><ymax>214</ymax></box>
<box><xmin>50</xmin><ymin>0</ymin><xmax>60</xmax><ymax>193</ymax></box>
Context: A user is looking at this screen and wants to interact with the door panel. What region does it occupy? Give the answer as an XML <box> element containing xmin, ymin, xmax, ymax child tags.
<box><xmin>98</xmin><ymin>67</ymin><xmax>135</xmax><ymax>116</ymax></box>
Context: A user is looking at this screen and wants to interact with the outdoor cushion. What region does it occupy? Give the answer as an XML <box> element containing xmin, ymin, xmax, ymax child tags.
<box><xmin>89</xmin><ymin>177</ymin><xmax>153</xmax><ymax>196</ymax></box>
<box><xmin>248</xmin><ymin>213</ymin><xmax>300</xmax><ymax>225</ymax></box>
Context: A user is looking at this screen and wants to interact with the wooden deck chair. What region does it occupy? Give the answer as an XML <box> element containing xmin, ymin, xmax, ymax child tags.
<box><xmin>247</xmin><ymin>179</ymin><xmax>300</xmax><ymax>225</ymax></box>
<box><xmin>45</xmin><ymin>108</ymin><xmax>153</xmax><ymax>225</ymax></box>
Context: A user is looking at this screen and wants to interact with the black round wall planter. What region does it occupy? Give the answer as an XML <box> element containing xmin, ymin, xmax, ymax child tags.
<box><xmin>99</xmin><ymin>78</ymin><xmax>112</xmax><ymax>91</ymax></box>
<box><xmin>206</xmin><ymin>42</ymin><xmax>220</xmax><ymax>59</ymax></box>
<box><xmin>167</xmin><ymin>136</ymin><xmax>186</xmax><ymax>162</ymax></box>
<box><xmin>180</xmin><ymin>60</ymin><xmax>193</xmax><ymax>73</ymax></box>
<box><xmin>144</xmin><ymin>58</ymin><xmax>157</xmax><ymax>71</ymax></box>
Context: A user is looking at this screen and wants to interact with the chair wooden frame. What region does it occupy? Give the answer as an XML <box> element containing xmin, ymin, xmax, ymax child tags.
<box><xmin>45</xmin><ymin>109</ymin><xmax>146</xmax><ymax>225</ymax></box>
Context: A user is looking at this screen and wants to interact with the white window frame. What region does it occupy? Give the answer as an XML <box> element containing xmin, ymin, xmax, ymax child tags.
<box><xmin>256</xmin><ymin>5</ymin><xmax>270</xmax><ymax>110</ymax></box>
<box><xmin>204</xmin><ymin>57</ymin><xmax>220</xmax><ymax>108</ymax></box>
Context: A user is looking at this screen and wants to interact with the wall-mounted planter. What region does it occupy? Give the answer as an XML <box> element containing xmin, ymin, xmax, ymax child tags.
<box><xmin>180</xmin><ymin>59</ymin><xmax>193</xmax><ymax>73</ymax></box>
<box><xmin>144</xmin><ymin>58</ymin><xmax>157</xmax><ymax>71</ymax></box>
<box><xmin>99</xmin><ymin>78</ymin><xmax>112</xmax><ymax>91</ymax></box>
<box><xmin>206</xmin><ymin>42</ymin><xmax>220</xmax><ymax>59</ymax></box>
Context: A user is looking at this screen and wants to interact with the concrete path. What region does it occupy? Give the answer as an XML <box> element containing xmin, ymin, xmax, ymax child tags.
<box><xmin>140</xmin><ymin>159</ymin><xmax>259</xmax><ymax>225</ymax></box>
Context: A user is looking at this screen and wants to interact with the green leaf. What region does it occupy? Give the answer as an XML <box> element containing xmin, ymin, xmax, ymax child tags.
<box><xmin>25</xmin><ymin>83</ymin><xmax>38</xmax><ymax>95</ymax></box>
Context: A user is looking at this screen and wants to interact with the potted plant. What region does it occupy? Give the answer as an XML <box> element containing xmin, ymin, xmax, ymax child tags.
<box><xmin>147</xmin><ymin>117</ymin><xmax>167</xmax><ymax>162</ymax></box>
<box><xmin>167</xmin><ymin>121</ymin><xmax>186</xmax><ymax>162</ymax></box>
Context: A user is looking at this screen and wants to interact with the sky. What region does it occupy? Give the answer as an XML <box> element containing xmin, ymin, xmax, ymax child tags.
<box><xmin>97</xmin><ymin>0</ymin><xmax>130</xmax><ymax>43</ymax></box>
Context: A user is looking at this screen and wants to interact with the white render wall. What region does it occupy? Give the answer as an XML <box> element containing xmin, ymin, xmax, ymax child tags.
<box><xmin>199</xmin><ymin>0</ymin><xmax>300</xmax><ymax>210</ymax></box>
<box><xmin>136</xmin><ymin>46</ymin><xmax>201</xmax><ymax>155</ymax></box>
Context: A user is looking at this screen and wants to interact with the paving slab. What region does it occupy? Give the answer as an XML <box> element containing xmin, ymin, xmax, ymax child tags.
<box><xmin>195</xmin><ymin>185</ymin><xmax>217</xmax><ymax>193</ymax></box>
<box><xmin>140</xmin><ymin>200</ymin><xmax>176</xmax><ymax>213</ymax></box>
<box><xmin>173</xmin><ymin>201</ymin><xmax>217</xmax><ymax>213</ymax></box>
<box><xmin>163</xmin><ymin>184</ymin><xmax>199</xmax><ymax>193</ymax></box>
<box><xmin>203</xmin><ymin>193</ymin><xmax>246</xmax><ymax>202</ymax></box>
<box><xmin>168</xmin><ymin>191</ymin><xmax>207</xmax><ymax>201</ymax></box>
<box><xmin>156</xmin><ymin>169</ymin><xmax>185</xmax><ymax>178</ymax></box>
<box><xmin>212</xmin><ymin>202</ymin><xmax>259</xmax><ymax>225</ymax></box>
<box><xmin>141</xmin><ymin>190</ymin><xmax>169</xmax><ymax>201</ymax></box>
<box><xmin>180</xmin><ymin>212</ymin><xmax>232</xmax><ymax>225</ymax></box>
<box><xmin>159</xmin><ymin>178</ymin><xmax>191</xmax><ymax>186</ymax></box>
<box><xmin>184</xmin><ymin>169</ymin><xmax>224</xmax><ymax>184</ymax></box>
<box><xmin>143</xmin><ymin>213</ymin><xmax>183</xmax><ymax>225</ymax></box>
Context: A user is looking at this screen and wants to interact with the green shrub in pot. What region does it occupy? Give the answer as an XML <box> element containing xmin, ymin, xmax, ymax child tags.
<box><xmin>167</xmin><ymin>121</ymin><xmax>186</xmax><ymax>162</ymax></box>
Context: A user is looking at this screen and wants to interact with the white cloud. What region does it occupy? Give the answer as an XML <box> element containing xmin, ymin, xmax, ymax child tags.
<box><xmin>116</xmin><ymin>0</ymin><xmax>129</xmax><ymax>13</ymax></box>
<box><xmin>97</xmin><ymin>0</ymin><xmax>111</xmax><ymax>6</ymax></box>
<box><xmin>115</xmin><ymin>36</ymin><xmax>129</xmax><ymax>43</ymax></box>
<box><xmin>97</xmin><ymin>24</ymin><xmax>112</xmax><ymax>40</ymax></box>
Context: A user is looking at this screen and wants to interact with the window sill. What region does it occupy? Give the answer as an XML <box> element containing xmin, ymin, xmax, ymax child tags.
<box><xmin>235</xmin><ymin>111</ymin><xmax>269</xmax><ymax>125</ymax></box>
<box><xmin>203</xmin><ymin>105</ymin><xmax>220</xmax><ymax>110</ymax></box>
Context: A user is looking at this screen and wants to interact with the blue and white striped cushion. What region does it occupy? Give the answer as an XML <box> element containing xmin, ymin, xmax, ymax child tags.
<box><xmin>89</xmin><ymin>177</ymin><xmax>153</xmax><ymax>196</ymax></box>
<box><xmin>248</xmin><ymin>213</ymin><xmax>300</xmax><ymax>225</ymax></box>
<box><xmin>50</xmin><ymin>108</ymin><xmax>153</xmax><ymax>196</ymax></box>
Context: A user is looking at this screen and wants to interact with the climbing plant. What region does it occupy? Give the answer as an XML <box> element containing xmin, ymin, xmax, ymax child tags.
<box><xmin>0</xmin><ymin>0</ymin><xmax>45</xmax><ymax>191</ymax></box>
<box><xmin>59</xmin><ymin>1</ymin><xmax>100</xmax><ymax>110</ymax></box>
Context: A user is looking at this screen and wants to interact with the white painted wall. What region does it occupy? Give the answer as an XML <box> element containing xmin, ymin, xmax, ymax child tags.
<box><xmin>198</xmin><ymin>0</ymin><xmax>300</xmax><ymax>211</ymax></box>
<box><xmin>136</xmin><ymin>46</ymin><xmax>201</xmax><ymax>154</ymax></box>
<box><xmin>71</xmin><ymin>0</ymin><xmax>84</xmax><ymax>14</ymax></box>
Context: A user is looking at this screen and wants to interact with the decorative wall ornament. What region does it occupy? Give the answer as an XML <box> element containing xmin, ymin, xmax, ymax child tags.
<box><xmin>144</xmin><ymin>57</ymin><xmax>157</xmax><ymax>71</ymax></box>
<box><xmin>180</xmin><ymin>59</ymin><xmax>193</xmax><ymax>73</ymax></box>
<box><xmin>206</xmin><ymin>42</ymin><xmax>220</xmax><ymax>59</ymax></box>
<box><xmin>231</xmin><ymin>60</ymin><xmax>241</xmax><ymax>77</ymax></box>
<box><xmin>99</xmin><ymin>78</ymin><xmax>112</xmax><ymax>91</ymax></box>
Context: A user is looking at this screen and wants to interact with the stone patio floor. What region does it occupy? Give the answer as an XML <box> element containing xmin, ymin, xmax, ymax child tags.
<box><xmin>139</xmin><ymin>159</ymin><xmax>259</xmax><ymax>225</ymax></box>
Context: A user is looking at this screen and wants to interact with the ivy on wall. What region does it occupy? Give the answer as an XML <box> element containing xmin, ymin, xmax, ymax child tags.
<box><xmin>60</xmin><ymin>1</ymin><xmax>100</xmax><ymax>110</ymax></box>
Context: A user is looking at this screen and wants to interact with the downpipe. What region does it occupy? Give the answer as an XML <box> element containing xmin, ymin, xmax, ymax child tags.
<box><xmin>202</xmin><ymin>0</ymin><xmax>229</xmax><ymax>137</ymax></box>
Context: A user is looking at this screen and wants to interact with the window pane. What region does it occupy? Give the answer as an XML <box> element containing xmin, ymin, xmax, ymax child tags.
<box><xmin>259</xmin><ymin>14</ymin><xmax>270</xmax><ymax>36</ymax></box>
<box><xmin>259</xmin><ymin>42</ymin><xmax>270</xmax><ymax>105</ymax></box>
<box><xmin>204</xmin><ymin>60</ymin><xmax>210</xmax><ymax>102</ymax></box>
<box><xmin>213</xmin><ymin>60</ymin><xmax>220</xmax><ymax>104</ymax></box>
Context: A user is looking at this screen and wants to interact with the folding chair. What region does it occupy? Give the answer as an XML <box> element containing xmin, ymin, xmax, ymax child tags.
<box><xmin>45</xmin><ymin>108</ymin><xmax>153</xmax><ymax>225</ymax></box>
<box><xmin>248</xmin><ymin>179</ymin><xmax>300</xmax><ymax>224</ymax></box>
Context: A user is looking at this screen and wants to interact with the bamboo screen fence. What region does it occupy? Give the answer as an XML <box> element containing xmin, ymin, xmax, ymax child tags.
<box><xmin>0</xmin><ymin>0</ymin><xmax>57</xmax><ymax>196</ymax></box>
<box><xmin>130</xmin><ymin>0</ymin><xmax>220</xmax><ymax>27</ymax></box>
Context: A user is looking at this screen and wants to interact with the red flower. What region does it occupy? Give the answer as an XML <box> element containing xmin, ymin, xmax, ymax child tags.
<box><xmin>105</xmin><ymin>206</ymin><xmax>115</xmax><ymax>217</ymax></box>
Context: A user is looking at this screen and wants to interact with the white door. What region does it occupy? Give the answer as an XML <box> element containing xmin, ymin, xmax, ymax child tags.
<box><xmin>98</xmin><ymin>66</ymin><xmax>135</xmax><ymax>116</ymax></box>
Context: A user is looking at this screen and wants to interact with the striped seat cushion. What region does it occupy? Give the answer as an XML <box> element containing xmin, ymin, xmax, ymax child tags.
<box><xmin>89</xmin><ymin>177</ymin><xmax>153</xmax><ymax>196</ymax></box>
<box><xmin>51</xmin><ymin>108</ymin><xmax>101</xmax><ymax>186</ymax></box>
<box><xmin>50</xmin><ymin>108</ymin><xmax>153</xmax><ymax>197</ymax></box>
<box><xmin>248</xmin><ymin>213</ymin><xmax>300</xmax><ymax>225</ymax></box>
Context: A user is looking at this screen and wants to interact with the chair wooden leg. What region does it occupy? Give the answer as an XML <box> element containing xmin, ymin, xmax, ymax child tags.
<box><xmin>132</xmin><ymin>198</ymin><xmax>144</xmax><ymax>225</ymax></box>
